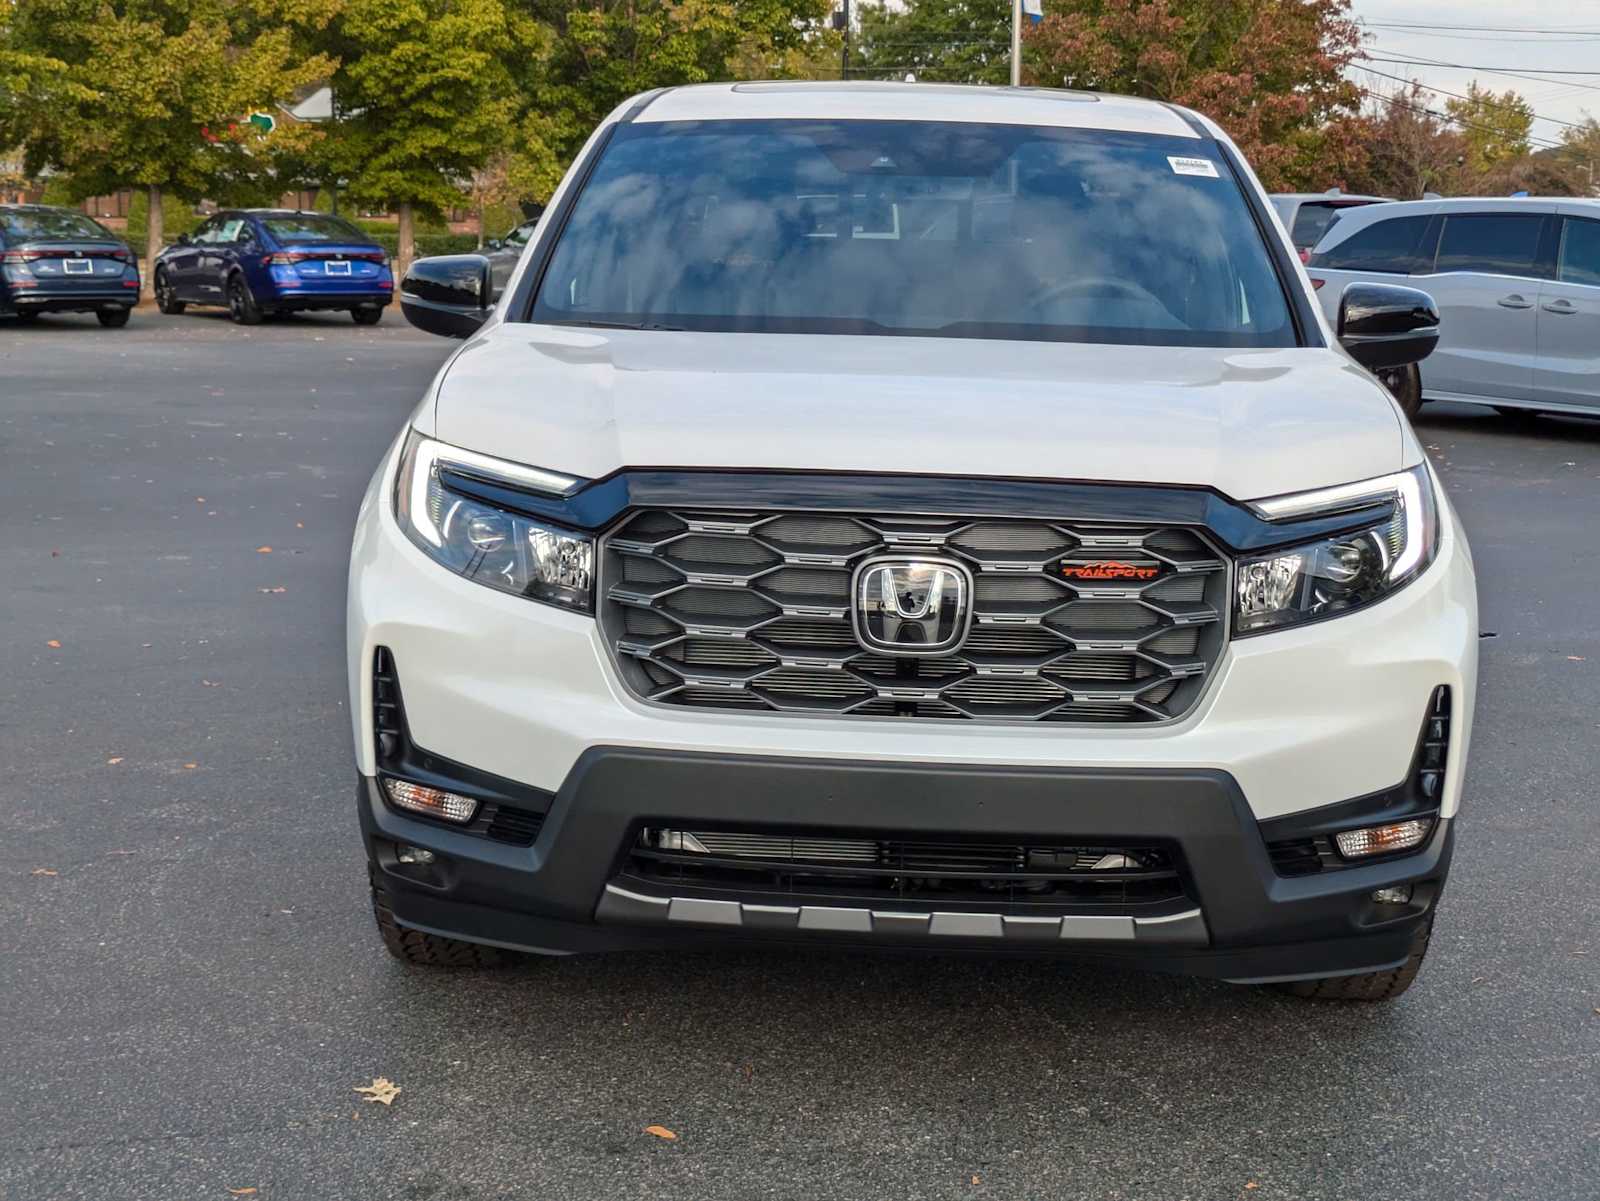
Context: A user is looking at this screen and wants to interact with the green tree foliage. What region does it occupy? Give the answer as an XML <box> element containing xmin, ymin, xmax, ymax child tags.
<box><xmin>1445</xmin><ymin>82</ymin><xmax>1533</xmax><ymax>174</ymax></box>
<box><xmin>514</xmin><ymin>0</ymin><xmax>835</xmax><ymax>194</ymax></box>
<box><xmin>3</xmin><ymin>0</ymin><xmax>331</xmax><ymax>289</ymax></box>
<box><xmin>854</xmin><ymin>0</ymin><xmax>1012</xmax><ymax>85</ymax></box>
<box><xmin>320</xmin><ymin>0</ymin><xmax>535</xmax><ymax>269</ymax></box>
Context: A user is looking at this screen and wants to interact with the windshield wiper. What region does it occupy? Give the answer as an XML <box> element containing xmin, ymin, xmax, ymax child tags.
<box><xmin>565</xmin><ymin>318</ymin><xmax>685</xmax><ymax>332</ymax></box>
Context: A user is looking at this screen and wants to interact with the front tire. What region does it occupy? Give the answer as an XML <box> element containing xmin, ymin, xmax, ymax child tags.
<box><xmin>1377</xmin><ymin>364</ymin><xmax>1422</xmax><ymax>420</ymax></box>
<box><xmin>1274</xmin><ymin>913</ymin><xmax>1434</xmax><ymax>1002</ymax></box>
<box><xmin>154</xmin><ymin>268</ymin><xmax>185</xmax><ymax>314</ymax></box>
<box><xmin>370</xmin><ymin>868</ymin><xmax>506</xmax><ymax>968</ymax></box>
<box><xmin>12</xmin><ymin>310</ymin><xmax>40</xmax><ymax>324</ymax></box>
<box><xmin>227</xmin><ymin>273</ymin><xmax>263</xmax><ymax>325</ymax></box>
<box><xmin>351</xmin><ymin>305</ymin><xmax>384</xmax><ymax>326</ymax></box>
<box><xmin>97</xmin><ymin>307</ymin><xmax>131</xmax><ymax>328</ymax></box>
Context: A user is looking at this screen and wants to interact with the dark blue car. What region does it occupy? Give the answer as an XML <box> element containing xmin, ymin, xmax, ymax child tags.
<box><xmin>153</xmin><ymin>209</ymin><xmax>393</xmax><ymax>325</ymax></box>
<box><xmin>0</xmin><ymin>204</ymin><xmax>141</xmax><ymax>327</ymax></box>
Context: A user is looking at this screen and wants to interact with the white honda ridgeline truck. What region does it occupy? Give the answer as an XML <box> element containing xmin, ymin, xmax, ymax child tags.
<box><xmin>350</xmin><ymin>83</ymin><xmax>1475</xmax><ymax>1001</ymax></box>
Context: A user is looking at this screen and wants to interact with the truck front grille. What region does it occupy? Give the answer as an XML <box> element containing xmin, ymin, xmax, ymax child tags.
<box><xmin>599</xmin><ymin>508</ymin><xmax>1229</xmax><ymax>723</ymax></box>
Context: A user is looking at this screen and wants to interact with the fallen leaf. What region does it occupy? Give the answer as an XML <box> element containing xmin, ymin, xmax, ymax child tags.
<box><xmin>227</xmin><ymin>1190</ymin><xmax>258</xmax><ymax>1196</ymax></box>
<box><xmin>971</xmin><ymin>1175</ymin><xmax>981</xmax><ymax>1185</ymax></box>
<box><xmin>354</xmin><ymin>1077</ymin><xmax>400</xmax><ymax>1106</ymax></box>
<box><xmin>295</xmin><ymin>522</ymin><xmax>304</xmax><ymax>529</ymax></box>
<box><xmin>183</xmin><ymin>762</ymin><xmax>198</xmax><ymax>770</ymax></box>
<box><xmin>46</xmin><ymin>639</ymin><xmax>61</xmax><ymax>649</ymax></box>
<box><xmin>196</xmin><ymin>497</ymin><xmax>205</xmax><ymax>503</ymax></box>
<box><xmin>256</xmin><ymin>546</ymin><xmax>273</xmax><ymax>554</ymax></box>
<box><xmin>1245</xmin><ymin>1185</ymin><xmax>1259</xmax><ymax>1192</ymax></box>
<box><xmin>644</xmin><ymin>1125</ymin><xmax>677</xmax><ymax>1141</ymax></box>
<box><xmin>31</xmin><ymin>868</ymin><xmax>59</xmax><ymax>877</ymax></box>
<box><xmin>106</xmin><ymin>757</ymin><xmax>124</xmax><ymax>765</ymax></box>
<box><xmin>202</xmin><ymin>679</ymin><xmax>221</xmax><ymax>687</ymax></box>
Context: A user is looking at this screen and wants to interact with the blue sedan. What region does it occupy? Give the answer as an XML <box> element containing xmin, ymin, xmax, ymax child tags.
<box><xmin>0</xmin><ymin>204</ymin><xmax>141</xmax><ymax>326</ymax></box>
<box><xmin>153</xmin><ymin>209</ymin><xmax>393</xmax><ymax>325</ymax></box>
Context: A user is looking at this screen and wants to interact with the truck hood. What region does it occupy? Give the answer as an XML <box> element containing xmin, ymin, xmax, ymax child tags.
<box><xmin>426</xmin><ymin>325</ymin><xmax>1407</xmax><ymax>502</ymax></box>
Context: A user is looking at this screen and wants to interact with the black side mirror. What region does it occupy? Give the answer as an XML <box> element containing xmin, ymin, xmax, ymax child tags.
<box><xmin>1337</xmin><ymin>283</ymin><xmax>1439</xmax><ymax>371</ymax></box>
<box><xmin>175</xmin><ymin>233</ymin><xmax>192</xmax><ymax>247</ymax></box>
<box><xmin>399</xmin><ymin>254</ymin><xmax>493</xmax><ymax>339</ymax></box>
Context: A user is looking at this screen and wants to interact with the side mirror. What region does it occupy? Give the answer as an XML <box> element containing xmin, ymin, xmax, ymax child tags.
<box><xmin>485</xmin><ymin>238</ymin><xmax>502</xmax><ymax>252</ymax></box>
<box><xmin>175</xmin><ymin>233</ymin><xmax>192</xmax><ymax>247</ymax></box>
<box><xmin>399</xmin><ymin>254</ymin><xmax>493</xmax><ymax>339</ymax></box>
<box><xmin>1337</xmin><ymin>283</ymin><xmax>1439</xmax><ymax>371</ymax></box>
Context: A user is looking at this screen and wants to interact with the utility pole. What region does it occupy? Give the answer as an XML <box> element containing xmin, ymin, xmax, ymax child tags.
<box><xmin>1009</xmin><ymin>0</ymin><xmax>1022</xmax><ymax>87</ymax></box>
<box><xmin>840</xmin><ymin>0</ymin><xmax>851</xmax><ymax>79</ymax></box>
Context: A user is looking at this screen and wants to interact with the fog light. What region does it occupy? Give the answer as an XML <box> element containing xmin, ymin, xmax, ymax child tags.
<box><xmin>383</xmin><ymin>778</ymin><xmax>478</xmax><ymax>824</ymax></box>
<box><xmin>1334</xmin><ymin>818</ymin><xmax>1432</xmax><ymax>859</ymax></box>
<box><xmin>396</xmin><ymin>844</ymin><xmax>436</xmax><ymax>865</ymax></box>
<box><xmin>1371</xmin><ymin>885</ymin><xmax>1413</xmax><ymax>905</ymax></box>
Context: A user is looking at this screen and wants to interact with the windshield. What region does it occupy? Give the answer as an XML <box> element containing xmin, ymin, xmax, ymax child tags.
<box><xmin>0</xmin><ymin>209</ymin><xmax>118</xmax><ymax>244</ymax></box>
<box><xmin>260</xmin><ymin>214</ymin><xmax>371</xmax><ymax>245</ymax></box>
<box><xmin>533</xmin><ymin>119</ymin><xmax>1294</xmax><ymax>347</ymax></box>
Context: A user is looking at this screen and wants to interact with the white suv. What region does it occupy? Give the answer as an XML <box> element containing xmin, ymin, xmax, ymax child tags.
<box><xmin>351</xmin><ymin>83</ymin><xmax>1476</xmax><ymax>1001</ymax></box>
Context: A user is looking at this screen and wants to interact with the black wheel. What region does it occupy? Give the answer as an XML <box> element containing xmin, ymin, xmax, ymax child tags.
<box><xmin>12</xmin><ymin>310</ymin><xmax>41</xmax><ymax>324</ymax></box>
<box><xmin>351</xmin><ymin>305</ymin><xmax>384</xmax><ymax>326</ymax></box>
<box><xmin>97</xmin><ymin>307</ymin><xmax>131</xmax><ymax>328</ymax></box>
<box><xmin>1376</xmin><ymin>364</ymin><xmax>1422</xmax><ymax>420</ymax></box>
<box><xmin>226</xmin><ymin>273</ymin><xmax>263</xmax><ymax>325</ymax></box>
<box><xmin>1274</xmin><ymin>913</ymin><xmax>1434</xmax><ymax>1002</ymax></box>
<box><xmin>370</xmin><ymin>867</ymin><xmax>506</xmax><ymax>968</ymax></box>
<box><xmin>154</xmin><ymin>267</ymin><xmax>184</xmax><ymax>314</ymax></box>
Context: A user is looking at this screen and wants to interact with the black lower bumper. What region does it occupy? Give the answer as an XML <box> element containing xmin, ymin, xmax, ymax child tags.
<box><xmin>360</xmin><ymin>748</ymin><xmax>1453</xmax><ymax>983</ymax></box>
<box><xmin>11</xmin><ymin>292</ymin><xmax>136</xmax><ymax>314</ymax></box>
<box><xmin>268</xmin><ymin>292</ymin><xmax>389</xmax><ymax>312</ymax></box>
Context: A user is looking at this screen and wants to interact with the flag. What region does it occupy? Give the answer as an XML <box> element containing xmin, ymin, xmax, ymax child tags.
<box><xmin>1022</xmin><ymin>0</ymin><xmax>1043</xmax><ymax>22</ymax></box>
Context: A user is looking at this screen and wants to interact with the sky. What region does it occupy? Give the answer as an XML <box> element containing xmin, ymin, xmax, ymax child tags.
<box><xmin>1350</xmin><ymin>1</ymin><xmax>1600</xmax><ymax>149</ymax></box>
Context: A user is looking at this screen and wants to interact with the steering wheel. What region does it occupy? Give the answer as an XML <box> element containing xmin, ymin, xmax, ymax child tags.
<box><xmin>1023</xmin><ymin>276</ymin><xmax>1160</xmax><ymax>313</ymax></box>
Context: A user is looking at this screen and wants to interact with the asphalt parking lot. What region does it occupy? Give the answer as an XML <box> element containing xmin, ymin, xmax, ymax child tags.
<box><xmin>3</xmin><ymin>309</ymin><xmax>1598</xmax><ymax>1201</ymax></box>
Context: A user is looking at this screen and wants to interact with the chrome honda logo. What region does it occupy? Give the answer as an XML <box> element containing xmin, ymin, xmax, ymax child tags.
<box><xmin>852</xmin><ymin>556</ymin><xmax>973</xmax><ymax>656</ymax></box>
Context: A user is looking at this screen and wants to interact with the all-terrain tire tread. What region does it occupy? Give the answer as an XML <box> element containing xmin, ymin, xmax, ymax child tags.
<box><xmin>1275</xmin><ymin>914</ymin><xmax>1433</xmax><ymax>1002</ymax></box>
<box><xmin>369</xmin><ymin>870</ymin><xmax>506</xmax><ymax>968</ymax></box>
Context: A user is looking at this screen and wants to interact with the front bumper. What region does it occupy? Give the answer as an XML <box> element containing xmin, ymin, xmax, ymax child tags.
<box><xmin>362</xmin><ymin>751</ymin><xmax>1453</xmax><ymax>981</ymax></box>
<box><xmin>349</xmin><ymin>439</ymin><xmax>1476</xmax><ymax>978</ymax></box>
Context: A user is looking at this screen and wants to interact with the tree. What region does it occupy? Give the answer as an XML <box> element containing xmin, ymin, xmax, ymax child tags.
<box><xmin>4</xmin><ymin>0</ymin><xmax>332</xmax><ymax>294</ymax></box>
<box><xmin>1555</xmin><ymin>115</ymin><xmax>1600</xmax><ymax>196</ymax></box>
<box><xmin>1027</xmin><ymin>0</ymin><xmax>1364</xmax><ymax>190</ymax></box>
<box><xmin>320</xmin><ymin>0</ymin><xmax>531</xmax><ymax>274</ymax></box>
<box><xmin>854</xmin><ymin>0</ymin><xmax>1012</xmax><ymax>84</ymax></box>
<box><xmin>1444</xmin><ymin>82</ymin><xmax>1533</xmax><ymax>174</ymax></box>
<box><xmin>1341</xmin><ymin>83</ymin><xmax>1468</xmax><ymax>199</ymax></box>
<box><xmin>512</xmin><ymin>0</ymin><xmax>835</xmax><ymax>193</ymax></box>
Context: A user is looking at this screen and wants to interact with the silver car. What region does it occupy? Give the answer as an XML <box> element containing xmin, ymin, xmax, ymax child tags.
<box><xmin>1308</xmin><ymin>196</ymin><xmax>1600</xmax><ymax>417</ymax></box>
<box><xmin>484</xmin><ymin>213</ymin><xmax>544</xmax><ymax>296</ymax></box>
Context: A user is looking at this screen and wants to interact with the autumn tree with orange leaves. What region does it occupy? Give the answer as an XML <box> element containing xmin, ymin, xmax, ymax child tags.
<box><xmin>1025</xmin><ymin>0</ymin><xmax>1366</xmax><ymax>190</ymax></box>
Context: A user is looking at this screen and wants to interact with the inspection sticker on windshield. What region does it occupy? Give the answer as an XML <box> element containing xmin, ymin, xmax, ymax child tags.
<box><xmin>1167</xmin><ymin>155</ymin><xmax>1219</xmax><ymax>178</ymax></box>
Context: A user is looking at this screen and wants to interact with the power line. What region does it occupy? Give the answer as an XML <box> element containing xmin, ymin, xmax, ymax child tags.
<box><xmin>1363</xmin><ymin>53</ymin><xmax>1600</xmax><ymax>79</ymax></box>
<box><xmin>1363</xmin><ymin>21</ymin><xmax>1600</xmax><ymax>35</ymax></box>
<box><xmin>1356</xmin><ymin>85</ymin><xmax>1566</xmax><ymax>151</ymax></box>
<box><xmin>1353</xmin><ymin>62</ymin><xmax>1591</xmax><ymax>133</ymax></box>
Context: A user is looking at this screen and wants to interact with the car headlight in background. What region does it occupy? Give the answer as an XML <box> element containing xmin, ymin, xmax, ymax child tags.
<box><xmin>1235</xmin><ymin>464</ymin><xmax>1438</xmax><ymax>636</ymax></box>
<box><xmin>393</xmin><ymin>430</ymin><xmax>594</xmax><ymax>612</ymax></box>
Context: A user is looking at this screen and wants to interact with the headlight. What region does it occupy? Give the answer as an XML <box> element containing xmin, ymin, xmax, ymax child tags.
<box><xmin>393</xmin><ymin>430</ymin><xmax>594</xmax><ymax>612</ymax></box>
<box><xmin>1235</xmin><ymin>464</ymin><xmax>1438</xmax><ymax>636</ymax></box>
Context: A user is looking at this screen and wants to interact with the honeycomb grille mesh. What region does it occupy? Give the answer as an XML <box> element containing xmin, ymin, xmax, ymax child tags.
<box><xmin>601</xmin><ymin>509</ymin><xmax>1229</xmax><ymax>723</ymax></box>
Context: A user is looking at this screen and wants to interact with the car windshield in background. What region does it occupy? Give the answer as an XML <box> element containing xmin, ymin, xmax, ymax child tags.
<box><xmin>533</xmin><ymin>120</ymin><xmax>1295</xmax><ymax>347</ymax></box>
<box><xmin>261</xmin><ymin>214</ymin><xmax>371</xmax><ymax>244</ymax></box>
<box><xmin>0</xmin><ymin>209</ymin><xmax>117</xmax><ymax>243</ymax></box>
